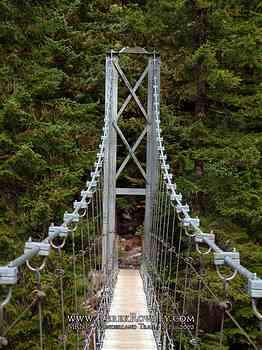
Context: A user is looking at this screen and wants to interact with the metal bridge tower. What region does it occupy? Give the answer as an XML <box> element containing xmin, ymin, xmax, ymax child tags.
<box><xmin>102</xmin><ymin>48</ymin><xmax>160</xmax><ymax>270</ymax></box>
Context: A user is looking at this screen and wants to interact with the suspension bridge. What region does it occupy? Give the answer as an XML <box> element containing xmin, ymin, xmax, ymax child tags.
<box><xmin>0</xmin><ymin>48</ymin><xmax>262</xmax><ymax>350</ymax></box>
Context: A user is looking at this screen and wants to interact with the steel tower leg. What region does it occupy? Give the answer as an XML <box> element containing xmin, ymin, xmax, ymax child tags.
<box><xmin>144</xmin><ymin>56</ymin><xmax>160</xmax><ymax>258</ymax></box>
<box><xmin>102</xmin><ymin>54</ymin><xmax>118</xmax><ymax>272</ymax></box>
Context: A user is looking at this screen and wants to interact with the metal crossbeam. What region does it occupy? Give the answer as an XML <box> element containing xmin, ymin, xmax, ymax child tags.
<box><xmin>117</xmin><ymin>64</ymin><xmax>149</xmax><ymax>122</ymax></box>
<box><xmin>113</xmin><ymin>60</ymin><xmax>149</xmax><ymax>123</ymax></box>
<box><xmin>116</xmin><ymin>126</ymin><xmax>148</xmax><ymax>179</ymax></box>
<box><xmin>116</xmin><ymin>188</ymin><xmax>146</xmax><ymax>195</ymax></box>
<box><xmin>113</xmin><ymin>122</ymin><xmax>147</xmax><ymax>180</ymax></box>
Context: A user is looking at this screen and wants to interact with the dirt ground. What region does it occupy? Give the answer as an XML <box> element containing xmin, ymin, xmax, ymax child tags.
<box><xmin>118</xmin><ymin>235</ymin><xmax>143</xmax><ymax>269</ymax></box>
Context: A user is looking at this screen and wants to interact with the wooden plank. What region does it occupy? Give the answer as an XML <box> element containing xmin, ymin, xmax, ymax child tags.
<box><xmin>102</xmin><ymin>269</ymin><xmax>157</xmax><ymax>350</ymax></box>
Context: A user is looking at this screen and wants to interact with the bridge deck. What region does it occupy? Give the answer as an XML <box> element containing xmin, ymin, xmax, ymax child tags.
<box><xmin>102</xmin><ymin>269</ymin><xmax>157</xmax><ymax>350</ymax></box>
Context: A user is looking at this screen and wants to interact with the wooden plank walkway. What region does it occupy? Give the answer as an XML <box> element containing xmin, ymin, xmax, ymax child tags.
<box><xmin>102</xmin><ymin>269</ymin><xmax>158</xmax><ymax>350</ymax></box>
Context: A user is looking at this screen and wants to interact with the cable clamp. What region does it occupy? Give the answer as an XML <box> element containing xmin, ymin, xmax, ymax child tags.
<box><xmin>164</xmin><ymin>172</ymin><xmax>172</xmax><ymax>179</ymax></box>
<box><xmin>171</xmin><ymin>192</ymin><xmax>182</xmax><ymax>201</ymax></box>
<box><xmin>73</xmin><ymin>200</ymin><xmax>88</xmax><ymax>210</ymax></box>
<box><xmin>214</xmin><ymin>251</ymin><xmax>240</xmax><ymax>266</ymax></box>
<box><xmin>90</xmin><ymin>180</ymin><xmax>97</xmax><ymax>188</ymax></box>
<box><xmin>214</xmin><ymin>249</ymin><xmax>239</xmax><ymax>281</ymax></box>
<box><xmin>81</xmin><ymin>190</ymin><xmax>93</xmax><ymax>199</ymax></box>
<box><xmin>161</xmin><ymin>163</ymin><xmax>170</xmax><ymax>170</ymax></box>
<box><xmin>159</xmin><ymin>154</ymin><xmax>167</xmax><ymax>161</ymax></box>
<box><xmin>195</xmin><ymin>233</ymin><xmax>215</xmax><ymax>244</ymax></box>
<box><xmin>48</xmin><ymin>224</ymin><xmax>69</xmax><ymax>240</ymax></box>
<box><xmin>86</xmin><ymin>180</ymin><xmax>97</xmax><ymax>188</ymax></box>
<box><xmin>182</xmin><ymin>217</ymin><xmax>200</xmax><ymax>228</ymax></box>
<box><xmin>171</xmin><ymin>183</ymin><xmax>177</xmax><ymax>191</ymax></box>
<box><xmin>24</xmin><ymin>238</ymin><xmax>50</xmax><ymax>257</ymax></box>
<box><xmin>176</xmin><ymin>204</ymin><xmax>189</xmax><ymax>214</ymax></box>
<box><xmin>248</xmin><ymin>277</ymin><xmax>262</xmax><ymax>298</ymax></box>
<box><xmin>249</xmin><ymin>275</ymin><xmax>262</xmax><ymax>320</ymax></box>
<box><xmin>97</xmin><ymin>151</ymin><xmax>104</xmax><ymax>158</ymax></box>
<box><xmin>0</xmin><ymin>266</ymin><xmax>17</xmax><ymax>285</ymax></box>
<box><xmin>166</xmin><ymin>182</ymin><xmax>174</xmax><ymax>190</ymax></box>
<box><xmin>195</xmin><ymin>233</ymin><xmax>215</xmax><ymax>254</ymax></box>
<box><xmin>94</xmin><ymin>161</ymin><xmax>102</xmax><ymax>168</ymax></box>
<box><xmin>64</xmin><ymin>212</ymin><xmax>80</xmax><ymax>225</ymax></box>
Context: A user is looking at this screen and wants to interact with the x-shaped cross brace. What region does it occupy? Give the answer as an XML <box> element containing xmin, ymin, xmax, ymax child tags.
<box><xmin>112</xmin><ymin>60</ymin><xmax>150</xmax><ymax>182</ymax></box>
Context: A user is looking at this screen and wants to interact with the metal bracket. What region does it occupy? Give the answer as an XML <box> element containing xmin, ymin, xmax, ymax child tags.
<box><xmin>97</xmin><ymin>151</ymin><xmax>104</xmax><ymax>158</ymax></box>
<box><xmin>81</xmin><ymin>190</ymin><xmax>93</xmax><ymax>199</ymax></box>
<box><xmin>214</xmin><ymin>251</ymin><xmax>240</xmax><ymax>281</ymax></box>
<box><xmin>176</xmin><ymin>204</ymin><xmax>189</xmax><ymax>214</ymax></box>
<box><xmin>170</xmin><ymin>192</ymin><xmax>182</xmax><ymax>202</ymax></box>
<box><xmin>249</xmin><ymin>277</ymin><xmax>262</xmax><ymax>319</ymax></box>
<box><xmin>64</xmin><ymin>212</ymin><xmax>80</xmax><ymax>225</ymax></box>
<box><xmin>195</xmin><ymin>233</ymin><xmax>215</xmax><ymax>244</ymax></box>
<box><xmin>48</xmin><ymin>224</ymin><xmax>69</xmax><ymax>240</ymax></box>
<box><xmin>74</xmin><ymin>199</ymin><xmax>89</xmax><ymax>217</ymax></box>
<box><xmin>0</xmin><ymin>266</ymin><xmax>18</xmax><ymax>285</ymax></box>
<box><xmin>214</xmin><ymin>251</ymin><xmax>240</xmax><ymax>266</ymax></box>
<box><xmin>248</xmin><ymin>278</ymin><xmax>262</xmax><ymax>298</ymax></box>
<box><xmin>182</xmin><ymin>217</ymin><xmax>200</xmax><ymax>228</ymax></box>
<box><xmin>195</xmin><ymin>233</ymin><xmax>215</xmax><ymax>255</ymax></box>
<box><xmin>74</xmin><ymin>200</ymin><xmax>88</xmax><ymax>210</ymax></box>
<box><xmin>87</xmin><ymin>180</ymin><xmax>97</xmax><ymax>188</ymax></box>
<box><xmin>24</xmin><ymin>239</ymin><xmax>50</xmax><ymax>257</ymax></box>
<box><xmin>164</xmin><ymin>173</ymin><xmax>172</xmax><ymax>181</ymax></box>
<box><xmin>161</xmin><ymin>163</ymin><xmax>170</xmax><ymax>170</ymax></box>
<box><xmin>94</xmin><ymin>161</ymin><xmax>102</xmax><ymax>168</ymax></box>
<box><xmin>166</xmin><ymin>183</ymin><xmax>175</xmax><ymax>191</ymax></box>
<box><xmin>159</xmin><ymin>154</ymin><xmax>167</xmax><ymax>161</ymax></box>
